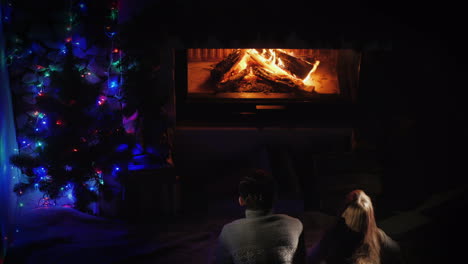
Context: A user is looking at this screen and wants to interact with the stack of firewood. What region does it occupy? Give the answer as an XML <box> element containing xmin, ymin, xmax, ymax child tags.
<box><xmin>210</xmin><ymin>49</ymin><xmax>318</xmax><ymax>93</ymax></box>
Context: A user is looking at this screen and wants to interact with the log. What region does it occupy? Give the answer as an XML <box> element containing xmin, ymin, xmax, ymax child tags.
<box><xmin>216</xmin><ymin>68</ymin><xmax>249</xmax><ymax>92</ymax></box>
<box><xmin>216</xmin><ymin>65</ymin><xmax>299</xmax><ymax>93</ymax></box>
<box><xmin>211</xmin><ymin>49</ymin><xmax>245</xmax><ymax>82</ymax></box>
<box><xmin>275</xmin><ymin>49</ymin><xmax>315</xmax><ymax>79</ymax></box>
<box><xmin>252</xmin><ymin>66</ymin><xmax>297</xmax><ymax>88</ymax></box>
<box><xmin>211</xmin><ymin>49</ymin><xmax>316</xmax><ymax>93</ymax></box>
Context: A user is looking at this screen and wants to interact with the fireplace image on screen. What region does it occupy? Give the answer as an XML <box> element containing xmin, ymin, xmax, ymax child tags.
<box><xmin>187</xmin><ymin>49</ymin><xmax>361</xmax><ymax>100</ymax></box>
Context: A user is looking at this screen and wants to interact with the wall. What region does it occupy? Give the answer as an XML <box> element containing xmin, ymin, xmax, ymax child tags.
<box><xmin>174</xmin><ymin>126</ymin><xmax>353</xmax><ymax>212</ymax></box>
<box><xmin>0</xmin><ymin>4</ymin><xmax>20</xmax><ymax>254</ymax></box>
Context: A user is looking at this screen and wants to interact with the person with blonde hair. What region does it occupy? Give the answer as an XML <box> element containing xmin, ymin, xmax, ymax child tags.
<box><xmin>342</xmin><ymin>189</ymin><xmax>403</xmax><ymax>264</ymax></box>
<box><xmin>308</xmin><ymin>189</ymin><xmax>404</xmax><ymax>264</ymax></box>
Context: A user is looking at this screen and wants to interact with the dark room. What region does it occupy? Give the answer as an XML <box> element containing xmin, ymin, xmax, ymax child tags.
<box><xmin>0</xmin><ymin>0</ymin><xmax>465</xmax><ymax>263</ymax></box>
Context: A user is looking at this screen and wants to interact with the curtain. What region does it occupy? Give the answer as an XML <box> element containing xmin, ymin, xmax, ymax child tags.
<box><xmin>0</xmin><ymin>3</ymin><xmax>20</xmax><ymax>257</ymax></box>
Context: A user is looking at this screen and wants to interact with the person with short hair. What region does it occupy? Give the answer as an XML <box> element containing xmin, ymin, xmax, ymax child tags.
<box><xmin>214</xmin><ymin>169</ymin><xmax>306</xmax><ymax>264</ymax></box>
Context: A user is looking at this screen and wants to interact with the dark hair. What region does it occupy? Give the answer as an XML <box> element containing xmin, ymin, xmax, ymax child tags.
<box><xmin>238</xmin><ymin>169</ymin><xmax>277</xmax><ymax>210</ymax></box>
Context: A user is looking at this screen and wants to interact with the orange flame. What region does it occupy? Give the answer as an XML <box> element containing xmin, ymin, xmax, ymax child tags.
<box><xmin>303</xmin><ymin>60</ymin><xmax>320</xmax><ymax>87</ymax></box>
<box><xmin>221</xmin><ymin>49</ymin><xmax>319</xmax><ymax>89</ymax></box>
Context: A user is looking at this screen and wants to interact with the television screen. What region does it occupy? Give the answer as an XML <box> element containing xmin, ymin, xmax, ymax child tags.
<box><xmin>186</xmin><ymin>49</ymin><xmax>361</xmax><ymax>100</ymax></box>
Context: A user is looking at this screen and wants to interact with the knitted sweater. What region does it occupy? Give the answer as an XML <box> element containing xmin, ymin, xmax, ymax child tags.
<box><xmin>215</xmin><ymin>209</ymin><xmax>305</xmax><ymax>264</ymax></box>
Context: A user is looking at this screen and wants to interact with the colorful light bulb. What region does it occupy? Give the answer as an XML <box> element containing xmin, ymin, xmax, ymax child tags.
<box><xmin>109</xmin><ymin>80</ymin><xmax>118</xmax><ymax>89</ymax></box>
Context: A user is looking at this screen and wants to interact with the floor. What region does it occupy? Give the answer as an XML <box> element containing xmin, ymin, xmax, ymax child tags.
<box><xmin>4</xmin><ymin>184</ymin><xmax>467</xmax><ymax>264</ymax></box>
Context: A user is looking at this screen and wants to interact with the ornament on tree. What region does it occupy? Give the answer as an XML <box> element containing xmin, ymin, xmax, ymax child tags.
<box><xmin>38</xmin><ymin>194</ymin><xmax>56</xmax><ymax>208</ymax></box>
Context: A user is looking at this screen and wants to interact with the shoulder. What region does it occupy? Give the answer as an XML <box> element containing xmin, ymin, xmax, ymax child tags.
<box><xmin>275</xmin><ymin>214</ymin><xmax>303</xmax><ymax>229</ymax></box>
<box><xmin>379</xmin><ymin>229</ymin><xmax>399</xmax><ymax>247</ymax></box>
<box><xmin>219</xmin><ymin>219</ymin><xmax>242</xmax><ymax>245</ymax></box>
<box><xmin>220</xmin><ymin>217</ymin><xmax>255</xmax><ymax>235</ymax></box>
<box><xmin>221</xmin><ymin>218</ymin><xmax>244</xmax><ymax>233</ymax></box>
<box><xmin>275</xmin><ymin>213</ymin><xmax>302</xmax><ymax>222</ymax></box>
<box><xmin>378</xmin><ymin>229</ymin><xmax>402</xmax><ymax>255</ymax></box>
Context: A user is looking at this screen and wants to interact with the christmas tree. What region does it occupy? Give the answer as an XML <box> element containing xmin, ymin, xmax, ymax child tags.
<box><xmin>6</xmin><ymin>0</ymin><xmax>135</xmax><ymax>214</ymax></box>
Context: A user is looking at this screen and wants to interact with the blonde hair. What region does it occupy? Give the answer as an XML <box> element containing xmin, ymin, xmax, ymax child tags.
<box><xmin>341</xmin><ymin>189</ymin><xmax>381</xmax><ymax>264</ymax></box>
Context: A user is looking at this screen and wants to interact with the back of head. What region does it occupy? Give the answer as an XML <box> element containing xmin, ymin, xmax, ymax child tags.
<box><xmin>238</xmin><ymin>169</ymin><xmax>277</xmax><ymax>210</ymax></box>
<box><xmin>341</xmin><ymin>189</ymin><xmax>381</xmax><ymax>264</ymax></box>
<box><xmin>341</xmin><ymin>189</ymin><xmax>376</xmax><ymax>234</ymax></box>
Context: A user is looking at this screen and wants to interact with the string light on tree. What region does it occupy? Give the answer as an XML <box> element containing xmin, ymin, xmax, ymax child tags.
<box><xmin>97</xmin><ymin>95</ymin><xmax>107</xmax><ymax>106</ymax></box>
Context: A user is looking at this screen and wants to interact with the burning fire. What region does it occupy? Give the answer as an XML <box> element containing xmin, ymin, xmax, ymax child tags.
<box><xmin>220</xmin><ymin>49</ymin><xmax>320</xmax><ymax>91</ymax></box>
